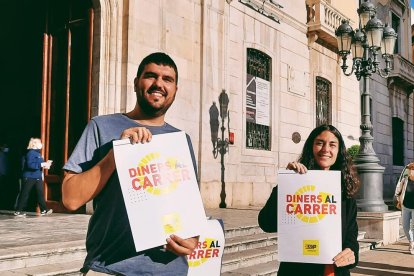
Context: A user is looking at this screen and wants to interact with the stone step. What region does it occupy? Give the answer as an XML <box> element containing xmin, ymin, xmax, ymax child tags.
<box><xmin>221</xmin><ymin>260</ymin><xmax>279</xmax><ymax>276</ymax></box>
<box><xmin>357</xmin><ymin>231</ymin><xmax>366</xmax><ymax>240</ymax></box>
<box><xmin>224</xmin><ymin>229</ymin><xmax>365</xmax><ymax>255</ymax></box>
<box><xmin>225</xmin><ymin>225</ymin><xmax>264</xmax><ymax>239</ymax></box>
<box><xmin>358</xmin><ymin>239</ymin><xmax>384</xmax><ymax>253</ymax></box>
<box><xmin>221</xmin><ymin>230</ymin><xmax>381</xmax><ymax>275</ymax></box>
<box><xmin>221</xmin><ymin>245</ymin><xmax>278</xmax><ymax>273</ymax></box>
<box><xmin>0</xmin><ymin>241</ymin><xmax>86</xmax><ymax>272</ymax></box>
<box><xmin>0</xmin><ymin>226</ymin><xmax>381</xmax><ymax>275</ymax></box>
<box><xmin>225</xmin><ymin>232</ymin><xmax>277</xmax><ymax>254</ymax></box>
<box><xmin>222</xmin><ymin>235</ymin><xmax>382</xmax><ymax>276</ymax></box>
<box><xmin>4</xmin><ymin>260</ymin><xmax>83</xmax><ymax>276</ymax></box>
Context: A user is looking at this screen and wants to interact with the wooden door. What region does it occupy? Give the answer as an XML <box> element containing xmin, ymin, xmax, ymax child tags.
<box><xmin>41</xmin><ymin>0</ymin><xmax>93</xmax><ymax>212</ymax></box>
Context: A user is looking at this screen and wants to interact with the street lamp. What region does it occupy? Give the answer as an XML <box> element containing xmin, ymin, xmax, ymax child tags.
<box><xmin>335</xmin><ymin>0</ymin><xmax>397</xmax><ymax>212</ymax></box>
<box><xmin>211</xmin><ymin>89</ymin><xmax>230</xmax><ymax>208</ymax></box>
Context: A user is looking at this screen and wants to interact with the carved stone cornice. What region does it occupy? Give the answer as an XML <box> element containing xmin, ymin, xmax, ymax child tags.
<box><xmin>388</xmin><ymin>54</ymin><xmax>414</xmax><ymax>91</ymax></box>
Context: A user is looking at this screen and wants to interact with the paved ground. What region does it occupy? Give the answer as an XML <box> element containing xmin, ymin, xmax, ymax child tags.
<box><xmin>1</xmin><ymin>208</ymin><xmax>413</xmax><ymax>275</ymax></box>
<box><xmin>351</xmin><ymin>239</ymin><xmax>414</xmax><ymax>276</ymax></box>
<box><xmin>0</xmin><ymin>211</ymin><xmax>88</xmax><ymax>258</ymax></box>
<box><xmin>0</xmin><ymin>208</ymin><xmax>260</xmax><ymax>252</ymax></box>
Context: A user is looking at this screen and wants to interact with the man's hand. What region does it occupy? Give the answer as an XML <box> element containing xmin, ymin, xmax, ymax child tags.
<box><xmin>333</xmin><ymin>248</ymin><xmax>355</xmax><ymax>267</ymax></box>
<box><xmin>120</xmin><ymin>127</ymin><xmax>152</xmax><ymax>144</ymax></box>
<box><xmin>165</xmin><ymin>235</ymin><xmax>199</xmax><ymax>256</ymax></box>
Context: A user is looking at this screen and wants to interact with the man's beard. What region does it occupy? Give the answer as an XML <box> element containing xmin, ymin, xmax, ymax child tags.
<box><xmin>136</xmin><ymin>93</ymin><xmax>174</xmax><ymax>117</ymax></box>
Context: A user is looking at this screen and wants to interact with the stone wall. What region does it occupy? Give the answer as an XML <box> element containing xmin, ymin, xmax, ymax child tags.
<box><xmin>91</xmin><ymin>0</ymin><xmax>364</xmax><ymax>208</ymax></box>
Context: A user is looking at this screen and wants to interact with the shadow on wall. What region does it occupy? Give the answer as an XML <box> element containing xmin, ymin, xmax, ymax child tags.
<box><xmin>209</xmin><ymin>102</ymin><xmax>219</xmax><ymax>153</ymax></box>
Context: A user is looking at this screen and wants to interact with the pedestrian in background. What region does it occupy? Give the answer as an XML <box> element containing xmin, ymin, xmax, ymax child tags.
<box><xmin>14</xmin><ymin>138</ymin><xmax>53</xmax><ymax>217</ymax></box>
<box><xmin>0</xmin><ymin>142</ymin><xmax>10</xmax><ymax>207</ymax></box>
<box><xmin>0</xmin><ymin>142</ymin><xmax>9</xmax><ymax>188</ymax></box>
<box><xmin>258</xmin><ymin>124</ymin><xmax>360</xmax><ymax>276</ymax></box>
<box><xmin>394</xmin><ymin>163</ymin><xmax>414</xmax><ymax>255</ymax></box>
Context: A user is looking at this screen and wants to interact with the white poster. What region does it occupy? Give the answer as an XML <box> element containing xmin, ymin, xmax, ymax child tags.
<box><xmin>113</xmin><ymin>132</ymin><xmax>207</xmax><ymax>252</ymax></box>
<box><xmin>277</xmin><ymin>170</ymin><xmax>342</xmax><ymax>264</ymax></box>
<box><xmin>255</xmin><ymin>77</ymin><xmax>270</xmax><ymax>126</ymax></box>
<box><xmin>187</xmin><ymin>219</ymin><xmax>225</xmax><ymax>276</ymax></box>
<box><xmin>246</xmin><ymin>74</ymin><xmax>270</xmax><ymax>126</ymax></box>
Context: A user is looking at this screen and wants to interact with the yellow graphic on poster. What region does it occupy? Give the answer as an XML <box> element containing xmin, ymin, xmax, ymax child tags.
<box><xmin>162</xmin><ymin>212</ymin><xmax>182</xmax><ymax>234</ymax></box>
<box><xmin>303</xmin><ymin>240</ymin><xmax>320</xmax><ymax>256</ymax></box>
<box><xmin>285</xmin><ymin>185</ymin><xmax>337</xmax><ymax>223</ymax></box>
<box><xmin>128</xmin><ymin>152</ymin><xmax>190</xmax><ymax>196</ymax></box>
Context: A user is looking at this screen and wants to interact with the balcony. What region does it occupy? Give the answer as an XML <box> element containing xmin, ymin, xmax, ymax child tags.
<box><xmin>388</xmin><ymin>54</ymin><xmax>414</xmax><ymax>90</ymax></box>
<box><xmin>306</xmin><ymin>0</ymin><xmax>352</xmax><ymax>50</ymax></box>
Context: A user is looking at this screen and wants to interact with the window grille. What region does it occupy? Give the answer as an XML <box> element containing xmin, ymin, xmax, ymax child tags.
<box><xmin>316</xmin><ymin>77</ymin><xmax>331</xmax><ymax>126</ymax></box>
<box><xmin>246</xmin><ymin>48</ymin><xmax>271</xmax><ymax>150</ymax></box>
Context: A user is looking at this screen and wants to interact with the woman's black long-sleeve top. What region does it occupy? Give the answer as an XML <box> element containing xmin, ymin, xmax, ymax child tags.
<box><xmin>258</xmin><ymin>186</ymin><xmax>359</xmax><ymax>276</ymax></box>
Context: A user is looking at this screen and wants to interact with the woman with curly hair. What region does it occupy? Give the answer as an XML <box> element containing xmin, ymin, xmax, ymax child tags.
<box><xmin>258</xmin><ymin>124</ymin><xmax>360</xmax><ymax>276</ymax></box>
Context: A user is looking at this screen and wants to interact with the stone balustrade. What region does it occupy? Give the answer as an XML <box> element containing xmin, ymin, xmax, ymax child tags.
<box><xmin>389</xmin><ymin>54</ymin><xmax>414</xmax><ymax>90</ymax></box>
<box><xmin>306</xmin><ymin>0</ymin><xmax>352</xmax><ymax>50</ymax></box>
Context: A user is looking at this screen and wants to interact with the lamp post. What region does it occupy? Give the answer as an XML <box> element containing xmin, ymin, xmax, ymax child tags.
<box><xmin>335</xmin><ymin>0</ymin><xmax>397</xmax><ymax>212</ymax></box>
<box><xmin>212</xmin><ymin>89</ymin><xmax>230</xmax><ymax>208</ymax></box>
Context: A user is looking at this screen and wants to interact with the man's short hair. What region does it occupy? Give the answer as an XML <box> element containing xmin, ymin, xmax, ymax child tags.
<box><xmin>136</xmin><ymin>52</ymin><xmax>178</xmax><ymax>84</ymax></box>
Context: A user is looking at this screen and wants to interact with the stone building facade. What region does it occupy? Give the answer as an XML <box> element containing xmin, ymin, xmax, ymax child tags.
<box><xmin>88</xmin><ymin>0</ymin><xmax>363</xmax><ymax>208</ymax></box>
<box><xmin>368</xmin><ymin>0</ymin><xmax>414</xmax><ymax>199</ymax></box>
<box><xmin>89</xmin><ymin>0</ymin><xmax>414</xmax><ymax>207</ymax></box>
<box><xmin>2</xmin><ymin>0</ymin><xmax>413</xmax><ymax>211</ymax></box>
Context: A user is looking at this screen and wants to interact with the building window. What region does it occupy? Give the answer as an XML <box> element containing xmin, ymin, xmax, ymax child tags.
<box><xmin>316</xmin><ymin>77</ymin><xmax>331</xmax><ymax>126</ymax></box>
<box><xmin>246</xmin><ymin>48</ymin><xmax>271</xmax><ymax>151</ymax></box>
<box><xmin>392</xmin><ymin>117</ymin><xmax>404</xmax><ymax>166</ymax></box>
<box><xmin>392</xmin><ymin>13</ymin><xmax>400</xmax><ymax>54</ymax></box>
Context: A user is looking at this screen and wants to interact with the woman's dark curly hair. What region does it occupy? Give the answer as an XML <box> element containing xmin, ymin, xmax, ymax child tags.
<box><xmin>298</xmin><ymin>125</ymin><xmax>360</xmax><ymax>198</ymax></box>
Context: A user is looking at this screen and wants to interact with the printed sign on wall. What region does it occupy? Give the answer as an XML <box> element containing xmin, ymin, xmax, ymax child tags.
<box><xmin>277</xmin><ymin>170</ymin><xmax>342</xmax><ymax>264</ymax></box>
<box><xmin>113</xmin><ymin>132</ymin><xmax>207</xmax><ymax>252</ymax></box>
<box><xmin>246</xmin><ymin>73</ymin><xmax>270</xmax><ymax>126</ymax></box>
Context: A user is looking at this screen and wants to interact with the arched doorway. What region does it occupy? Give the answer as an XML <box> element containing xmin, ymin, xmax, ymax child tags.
<box><xmin>0</xmin><ymin>0</ymin><xmax>94</xmax><ymax>213</ymax></box>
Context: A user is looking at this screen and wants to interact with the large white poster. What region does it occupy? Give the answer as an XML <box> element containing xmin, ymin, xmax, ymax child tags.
<box><xmin>277</xmin><ymin>170</ymin><xmax>342</xmax><ymax>264</ymax></box>
<box><xmin>187</xmin><ymin>219</ymin><xmax>225</xmax><ymax>276</ymax></box>
<box><xmin>113</xmin><ymin>132</ymin><xmax>207</xmax><ymax>252</ymax></box>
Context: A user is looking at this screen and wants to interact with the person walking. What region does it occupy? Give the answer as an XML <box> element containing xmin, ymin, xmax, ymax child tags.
<box><xmin>258</xmin><ymin>124</ymin><xmax>360</xmax><ymax>276</ymax></box>
<box><xmin>14</xmin><ymin>138</ymin><xmax>53</xmax><ymax>217</ymax></box>
<box><xmin>0</xmin><ymin>142</ymin><xmax>10</xmax><ymax>209</ymax></box>
<box><xmin>395</xmin><ymin>163</ymin><xmax>414</xmax><ymax>255</ymax></box>
<box><xmin>62</xmin><ymin>52</ymin><xmax>200</xmax><ymax>275</ymax></box>
<box><xmin>0</xmin><ymin>142</ymin><xmax>10</xmax><ymax>191</ymax></box>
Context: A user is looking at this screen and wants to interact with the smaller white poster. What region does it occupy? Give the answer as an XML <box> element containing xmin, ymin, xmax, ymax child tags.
<box><xmin>113</xmin><ymin>132</ymin><xmax>207</xmax><ymax>252</ymax></box>
<box><xmin>277</xmin><ymin>170</ymin><xmax>342</xmax><ymax>264</ymax></box>
<box><xmin>255</xmin><ymin>77</ymin><xmax>270</xmax><ymax>126</ymax></box>
<box><xmin>187</xmin><ymin>219</ymin><xmax>225</xmax><ymax>276</ymax></box>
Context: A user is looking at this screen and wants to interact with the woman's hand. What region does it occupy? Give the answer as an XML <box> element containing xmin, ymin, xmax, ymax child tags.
<box><xmin>120</xmin><ymin>127</ymin><xmax>152</xmax><ymax>144</ymax></box>
<box><xmin>333</xmin><ymin>248</ymin><xmax>355</xmax><ymax>267</ymax></box>
<box><xmin>286</xmin><ymin>161</ymin><xmax>308</xmax><ymax>174</ymax></box>
<box><xmin>41</xmin><ymin>160</ymin><xmax>53</xmax><ymax>169</ymax></box>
